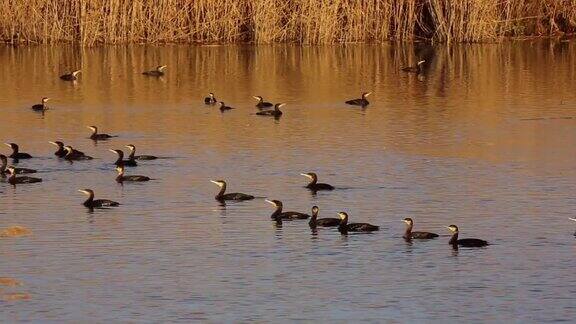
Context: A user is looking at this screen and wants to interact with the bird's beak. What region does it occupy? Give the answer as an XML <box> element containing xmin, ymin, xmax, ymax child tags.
<box><xmin>265</xmin><ymin>199</ymin><xmax>275</xmax><ymax>205</ymax></box>
<box><xmin>570</xmin><ymin>218</ymin><xmax>576</xmax><ymax>222</ymax></box>
<box><xmin>48</xmin><ymin>141</ymin><xmax>57</xmax><ymax>146</ymax></box>
<box><xmin>252</xmin><ymin>96</ymin><xmax>259</xmax><ymax>100</ymax></box>
<box><xmin>77</xmin><ymin>189</ymin><xmax>87</xmax><ymax>194</ymax></box>
<box><xmin>4</xmin><ymin>143</ymin><xmax>11</xmax><ymax>147</ymax></box>
<box><xmin>365</xmin><ymin>92</ymin><xmax>372</xmax><ymax>97</ymax></box>
<box><xmin>108</xmin><ymin>149</ymin><xmax>118</xmax><ymax>154</ymax></box>
<box><xmin>278</xmin><ymin>103</ymin><xmax>286</xmax><ymax>108</ymax></box>
<box><xmin>210</xmin><ymin>180</ymin><xmax>220</xmax><ymax>185</ymax></box>
<box><xmin>300</xmin><ymin>173</ymin><xmax>311</xmax><ymax>178</ymax></box>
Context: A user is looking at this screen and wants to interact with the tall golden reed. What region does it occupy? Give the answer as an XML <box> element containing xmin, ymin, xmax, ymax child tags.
<box><xmin>1</xmin><ymin>0</ymin><xmax>575</xmax><ymax>45</ymax></box>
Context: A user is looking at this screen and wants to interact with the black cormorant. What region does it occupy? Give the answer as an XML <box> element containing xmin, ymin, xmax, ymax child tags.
<box><xmin>338</xmin><ymin>212</ymin><xmax>379</xmax><ymax>234</ymax></box>
<box><xmin>115</xmin><ymin>165</ymin><xmax>150</xmax><ymax>183</ymax></box>
<box><xmin>253</xmin><ymin>96</ymin><xmax>273</xmax><ymax>109</ymax></box>
<box><xmin>6</xmin><ymin>167</ymin><xmax>42</xmax><ymax>185</ymax></box>
<box><xmin>109</xmin><ymin>149</ymin><xmax>137</xmax><ymax>167</ymax></box>
<box><xmin>447</xmin><ymin>225</ymin><xmax>489</xmax><ymax>248</ymax></box>
<box><xmin>31</xmin><ymin>97</ymin><xmax>50</xmax><ymax>111</ymax></box>
<box><xmin>4</xmin><ymin>143</ymin><xmax>32</xmax><ymax>159</ymax></box>
<box><xmin>402</xmin><ymin>218</ymin><xmax>439</xmax><ymax>240</ymax></box>
<box><xmin>308</xmin><ymin>206</ymin><xmax>340</xmax><ymax>228</ymax></box>
<box><xmin>204</xmin><ymin>93</ymin><xmax>217</xmax><ymax>105</ymax></box>
<box><xmin>210</xmin><ymin>180</ymin><xmax>254</xmax><ymax>201</ymax></box>
<box><xmin>64</xmin><ymin>146</ymin><xmax>93</xmax><ymax>161</ymax></box>
<box><xmin>266</xmin><ymin>199</ymin><xmax>310</xmax><ymax>221</ymax></box>
<box><xmin>0</xmin><ymin>155</ymin><xmax>36</xmax><ymax>174</ymax></box>
<box><xmin>218</xmin><ymin>102</ymin><xmax>234</xmax><ymax>112</ymax></box>
<box><xmin>345</xmin><ymin>92</ymin><xmax>371</xmax><ymax>107</ymax></box>
<box><xmin>49</xmin><ymin>141</ymin><xmax>86</xmax><ymax>158</ymax></box>
<box><xmin>256</xmin><ymin>103</ymin><xmax>284</xmax><ymax>117</ymax></box>
<box><xmin>300</xmin><ymin>172</ymin><xmax>335</xmax><ymax>191</ymax></box>
<box><xmin>402</xmin><ymin>60</ymin><xmax>425</xmax><ymax>73</ymax></box>
<box><xmin>125</xmin><ymin>144</ymin><xmax>158</xmax><ymax>160</ymax></box>
<box><xmin>78</xmin><ymin>189</ymin><xmax>119</xmax><ymax>208</ymax></box>
<box><xmin>143</xmin><ymin>65</ymin><xmax>167</xmax><ymax>77</ymax></box>
<box><xmin>60</xmin><ymin>70</ymin><xmax>81</xmax><ymax>81</ymax></box>
<box><xmin>87</xmin><ymin>126</ymin><xmax>116</xmax><ymax>140</ymax></box>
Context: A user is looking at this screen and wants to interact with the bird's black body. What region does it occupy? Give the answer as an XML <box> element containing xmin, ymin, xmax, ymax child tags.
<box><xmin>5</xmin><ymin>143</ymin><xmax>32</xmax><ymax>159</ymax></box>
<box><xmin>266</xmin><ymin>200</ymin><xmax>310</xmax><ymax>221</ymax></box>
<box><xmin>143</xmin><ymin>65</ymin><xmax>166</xmax><ymax>77</ymax></box>
<box><xmin>50</xmin><ymin>141</ymin><xmax>86</xmax><ymax>158</ymax></box>
<box><xmin>403</xmin><ymin>218</ymin><xmax>439</xmax><ymax>240</ymax></box>
<box><xmin>79</xmin><ymin>189</ymin><xmax>119</xmax><ymax>208</ymax></box>
<box><xmin>447</xmin><ymin>225</ymin><xmax>488</xmax><ymax>248</ymax></box>
<box><xmin>88</xmin><ymin>126</ymin><xmax>116</xmax><ymax>140</ymax></box>
<box><xmin>301</xmin><ymin>172</ymin><xmax>334</xmax><ymax>191</ymax></box>
<box><xmin>115</xmin><ymin>166</ymin><xmax>150</xmax><ymax>183</ymax></box>
<box><xmin>308</xmin><ymin>206</ymin><xmax>340</xmax><ymax>228</ymax></box>
<box><xmin>60</xmin><ymin>70</ymin><xmax>81</xmax><ymax>81</ymax></box>
<box><xmin>211</xmin><ymin>180</ymin><xmax>254</xmax><ymax>201</ymax></box>
<box><xmin>31</xmin><ymin>97</ymin><xmax>50</xmax><ymax>112</ymax></box>
<box><xmin>204</xmin><ymin>93</ymin><xmax>217</xmax><ymax>105</ymax></box>
<box><xmin>64</xmin><ymin>146</ymin><xmax>93</xmax><ymax>161</ymax></box>
<box><xmin>219</xmin><ymin>102</ymin><xmax>234</xmax><ymax>112</ymax></box>
<box><xmin>126</xmin><ymin>145</ymin><xmax>158</xmax><ymax>160</ymax></box>
<box><xmin>253</xmin><ymin>96</ymin><xmax>273</xmax><ymax>109</ymax></box>
<box><xmin>256</xmin><ymin>103</ymin><xmax>284</xmax><ymax>117</ymax></box>
<box><xmin>338</xmin><ymin>212</ymin><xmax>379</xmax><ymax>234</ymax></box>
<box><xmin>402</xmin><ymin>60</ymin><xmax>425</xmax><ymax>74</ymax></box>
<box><xmin>6</xmin><ymin>168</ymin><xmax>42</xmax><ymax>185</ymax></box>
<box><xmin>345</xmin><ymin>92</ymin><xmax>371</xmax><ymax>107</ymax></box>
<box><xmin>0</xmin><ymin>155</ymin><xmax>36</xmax><ymax>175</ymax></box>
<box><xmin>110</xmin><ymin>149</ymin><xmax>137</xmax><ymax>167</ymax></box>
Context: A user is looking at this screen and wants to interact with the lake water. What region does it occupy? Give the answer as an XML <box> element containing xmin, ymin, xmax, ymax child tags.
<box><xmin>1</xmin><ymin>43</ymin><xmax>576</xmax><ymax>322</ymax></box>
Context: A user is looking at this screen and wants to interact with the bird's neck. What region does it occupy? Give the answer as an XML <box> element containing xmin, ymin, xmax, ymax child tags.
<box><xmin>404</xmin><ymin>224</ymin><xmax>413</xmax><ymax>238</ymax></box>
<box><xmin>215</xmin><ymin>184</ymin><xmax>226</xmax><ymax>199</ymax></box>
<box><xmin>84</xmin><ymin>194</ymin><xmax>94</xmax><ymax>205</ymax></box>
<box><xmin>115</xmin><ymin>153</ymin><xmax>123</xmax><ymax>164</ymax></box>
<box><xmin>449</xmin><ymin>232</ymin><xmax>459</xmax><ymax>245</ymax></box>
<box><xmin>308</xmin><ymin>176</ymin><xmax>317</xmax><ymax>186</ymax></box>
<box><xmin>127</xmin><ymin>149</ymin><xmax>135</xmax><ymax>160</ymax></box>
<box><xmin>271</xmin><ymin>205</ymin><xmax>282</xmax><ymax>218</ymax></box>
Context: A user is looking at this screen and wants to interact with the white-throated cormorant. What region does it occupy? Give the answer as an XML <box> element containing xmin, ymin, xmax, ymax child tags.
<box><xmin>265</xmin><ymin>199</ymin><xmax>310</xmax><ymax>221</ymax></box>
<box><xmin>447</xmin><ymin>225</ymin><xmax>488</xmax><ymax>248</ymax></box>
<box><xmin>402</xmin><ymin>218</ymin><xmax>439</xmax><ymax>240</ymax></box>
<box><xmin>338</xmin><ymin>212</ymin><xmax>379</xmax><ymax>234</ymax></box>
<box><xmin>300</xmin><ymin>172</ymin><xmax>334</xmax><ymax>191</ymax></box>
<box><xmin>49</xmin><ymin>141</ymin><xmax>86</xmax><ymax>158</ymax></box>
<box><xmin>115</xmin><ymin>165</ymin><xmax>150</xmax><ymax>183</ymax></box>
<box><xmin>78</xmin><ymin>189</ymin><xmax>119</xmax><ymax>208</ymax></box>
<box><xmin>4</xmin><ymin>143</ymin><xmax>32</xmax><ymax>159</ymax></box>
<box><xmin>6</xmin><ymin>167</ymin><xmax>42</xmax><ymax>185</ymax></box>
<box><xmin>125</xmin><ymin>144</ymin><xmax>158</xmax><ymax>160</ymax></box>
<box><xmin>402</xmin><ymin>60</ymin><xmax>425</xmax><ymax>73</ymax></box>
<box><xmin>109</xmin><ymin>149</ymin><xmax>137</xmax><ymax>167</ymax></box>
<box><xmin>204</xmin><ymin>93</ymin><xmax>217</xmax><ymax>105</ymax></box>
<box><xmin>60</xmin><ymin>70</ymin><xmax>81</xmax><ymax>81</ymax></box>
<box><xmin>210</xmin><ymin>180</ymin><xmax>254</xmax><ymax>201</ymax></box>
<box><xmin>345</xmin><ymin>92</ymin><xmax>371</xmax><ymax>107</ymax></box>
<box><xmin>87</xmin><ymin>126</ymin><xmax>116</xmax><ymax>140</ymax></box>
<box><xmin>308</xmin><ymin>206</ymin><xmax>340</xmax><ymax>228</ymax></box>
<box><xmin>256</xmin><ymin>103</ymin><xmax>284</xmax><ymax>118</ymax></box>
<box><xmin>64</xmin><ymin>146</ymin><xmax>93</xmax><ymax>161</ymax></box>
<box><xmin>253</xmin><ymin>96</ymin><xmax>273</xmax><ymax>109</ymax></box>
<box><xmin>218</xmin><ymin>102</ymin><xmax>234</xmax><ymax>112</ymax></box>
<box><xmin>31</xmin><ymin>97</ymin><xmax>50</xmax><ymax>111</ymax></box>
<box><xmin>0</xmin><ymin>155</ymin><xmax>36</xmax><ymax>174</ymax></box>
<box><xmin>143</xmin><ymin>65</ymin><xmax>166</xmax><ymax>77</ymax></box>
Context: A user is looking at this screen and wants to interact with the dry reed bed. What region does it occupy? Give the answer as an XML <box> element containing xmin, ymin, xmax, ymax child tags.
<box><xmin>1</xmin><ymin>0</ymin><xmax>575</xmax><ymax>45</ymax></box>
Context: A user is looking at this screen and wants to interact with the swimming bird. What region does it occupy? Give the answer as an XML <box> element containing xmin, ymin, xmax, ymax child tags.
<box><xmin>218</xmin><ymin>102</ymin><xmax>234</xmax><ymax>112</ymax></box>
<box><xmin>6</xmin><ymin>167</ymin><xmax>42</xmax><ymax>185</ymax></box>
<box><xmin>402</xmin><ymin>60</ymin><xmax>425</xmax><ymax>74</ymax></box>
<box><xmin>308</xmin><ymin>206</ymin><xmax>340</xmax><ymax>228</ymax></box>
<box><xmin>338</xmin><ymin>212</ymin><xmax>379</xmax><ymax>234</ymax></box>
<box><xmin>109</xmin><ymin>149</ymin><xmax>137</xmax><ymax>167</ymax></box>
<box><xmin>49</xmin><ymin>141</ymin><xmax>86</xmax><ymax>158</ymax></box>
<box><xmin>345</xmin><ymin>92</ymin><xmax>371</xmax><ymax>107</ymax></box>
<box><xmin>210</xmin><ymin>180</ymin><xmax>254</xmax><ymax>201</ymax></box>
<box><xmin>78</xmin><ymin>189</ymin><xmax>119</xmax><ymax>208</ymax></box>
<box><xmin>31</xmin><ymin>97</ymin><xmax>50</xmax><ymax>111</ymax></box>
<box><xmin>265</xmin><ymin>199</ymin><xmax>310</xmax><ymax>221</ymax></box>
<box><xmin>125</xmin><ymin>144</ymin><xmax>158</xmax><ymax>160</ymax></box>
<box><xmin>300</xmin><ymin>172</ymin><xmax>334</xmax><ymax>191</ymax></box>
<box><xmin>253</xmin><ymin>96</ymin><xmax>273</xmax><ymax>109</ymax></box>
<box><xmin>0</xmin><ymin>155</ymin><xmax>36</xmax><ymax>175</ymax></box>
<box><xmin>115</xmin><ymin>165</ymin><xmax>150</xmax><ymax>183</ymax></box>
<box><xmin>256</xmin><ymin>103</ymin><xmax>284</xmax><ymax>118</ymax></box>
<box><xmin>87</xmin><ymin>126</ymin><xmax>116</xmax><ymax>140</ymax></box>
<box><xmin>143</xmin><ymin>65</ymin><xmax>167</xmax><ymax>77</ymax></box>
<box><xmin>204</xmin><ymin>93</ymin><xmax>217</xmax><ymax>105</ymax></box>
<box><xmin>60</xmin><ymin>70</ymin><xmax>81</xmax><ymax>81</ymax></box>
<box><xmin>64</xmin><ymin>146</ymin><xmax>93</xmax><ymax>161</ymax></box>
<box><xmin>447</xmin><ymin>225</ymin><xmax>489</xmax><ymax>248</ymax></box>
<box><xmin>402</xmin><ymin>218</ymin><xmax>439</xmax><ymax>240</ymax></box>
<box><xmin>4</xmin><ymin>143</ymin><xmax>32</xmax><ymax>159</ymax></box>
